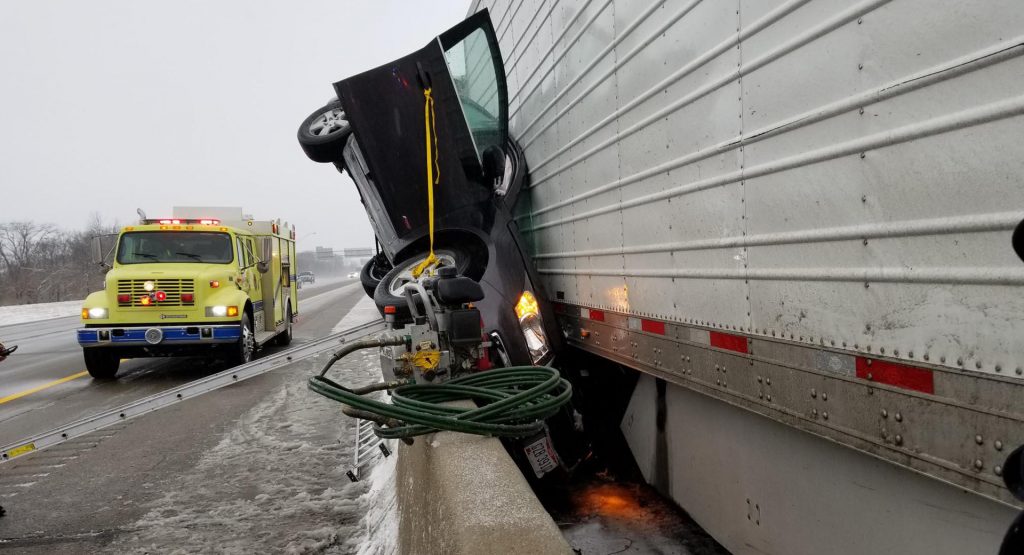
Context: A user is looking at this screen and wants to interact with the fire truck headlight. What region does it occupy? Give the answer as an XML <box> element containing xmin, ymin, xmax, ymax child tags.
<box><xmin>515</xmin><ymin>291</ymin><xmax>549</xmax><ymax>364</ymax></box>
<box><xmin>205</xmin><ymin>305</ymin><xmax>238</xmax><ymax>318</ymax></box>
<box><xmin>86</xmin><ymin>307</ymin><xmax>108</xmax><ymax>319</ymax></box>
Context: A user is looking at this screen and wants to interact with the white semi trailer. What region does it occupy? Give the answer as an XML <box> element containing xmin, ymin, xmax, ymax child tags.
<box><xmin>472</xmin><ymin>0</ymin><xmax>1024</xmax><ymax>553</ymax></box>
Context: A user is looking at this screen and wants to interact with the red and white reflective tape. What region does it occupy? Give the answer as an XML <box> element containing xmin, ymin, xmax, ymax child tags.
<box><xmin>856</xmin><ymin>357</ymin><xmax>935</xmax><ymax>394</ymax></box>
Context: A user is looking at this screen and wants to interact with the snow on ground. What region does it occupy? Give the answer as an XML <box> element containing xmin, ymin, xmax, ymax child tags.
<box><xmin>0</xmin><ymin>300</ymin><xmax>81</xmax><ymax>327</ymax></box>
<box><xmin>99</xmin><ymin>292</ymin><xmax>396</xmax><ymax>554</ymax></box>
<box><xmin>103</xmin><ymin>348</ymin><xmax>386</xmax><ymax>554</ymax></box>
<box><xmin>332</xmin><ymin>295</ymin><xmax>379</xmax><ymax>333</ymax></box>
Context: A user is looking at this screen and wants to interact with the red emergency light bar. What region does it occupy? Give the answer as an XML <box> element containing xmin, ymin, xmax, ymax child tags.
<box><xmin>150</xmin><ymin>218</ymin><xmax>220</xmax><ymax>226</ymax></box>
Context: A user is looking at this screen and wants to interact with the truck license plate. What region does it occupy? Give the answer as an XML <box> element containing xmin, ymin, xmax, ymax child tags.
<box><xmin>523</xmin><ymin>434</ymin><xmax>559</xmax><ymax>478</ymax></box>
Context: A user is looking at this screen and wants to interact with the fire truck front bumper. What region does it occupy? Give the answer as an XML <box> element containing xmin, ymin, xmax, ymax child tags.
<box><xmin>77</xmin><ymin>325</ymin><xmax>241</xmax><ymax>347</ymax></box>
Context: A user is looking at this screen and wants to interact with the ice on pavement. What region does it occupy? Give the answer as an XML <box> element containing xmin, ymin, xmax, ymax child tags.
<box><xmin>0</xmin><ymin>300</ymin><xmax>81</xmax><ymax>326</ymax></box>
<box><xmin>332</xmin><ymin>295</ymin><xmax>380</xmax><ymax>333</ymax></box>
<box><xmin>103</xmin><ymin>306</ymin><xmax>397</xmax><ymax>553</ymax></box>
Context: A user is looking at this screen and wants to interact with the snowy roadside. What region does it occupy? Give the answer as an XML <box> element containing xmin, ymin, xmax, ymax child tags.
<box><xmin>0</xmin><ymin>300</ymin><xmax>81</xmax><ymax>327</ymax></box>
<box><xmin>101</xmin><ymin>289</ymin><xmax>392</xmax><ymax>554</ymax></box>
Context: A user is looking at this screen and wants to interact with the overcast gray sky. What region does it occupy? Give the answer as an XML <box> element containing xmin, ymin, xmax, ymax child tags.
<box><xmin>0</xmin><ymin>1</ymin><xmax>469</xmax><ymax>252</ymax></box>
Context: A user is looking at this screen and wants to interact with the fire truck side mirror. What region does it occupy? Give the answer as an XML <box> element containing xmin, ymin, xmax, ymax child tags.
<box><xmin>91</xmin><ymin>236</ymin><xmax>111</xmax><ymax>269</ymax></box>
<box><xmin>257</xmin><ymin>237</ymin><xmax>273</xmax><ymax>274</ymax></box>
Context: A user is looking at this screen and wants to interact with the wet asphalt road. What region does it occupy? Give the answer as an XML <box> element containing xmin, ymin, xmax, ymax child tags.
<box><xmin>0</xmin><ymin>278</ymin><xmax>361</xmax><ymax>447</ymax></box>
<box><xmin>0</xmin><ymin>278</ymin><xmax>369</xmax><ymax>553</ymax></box>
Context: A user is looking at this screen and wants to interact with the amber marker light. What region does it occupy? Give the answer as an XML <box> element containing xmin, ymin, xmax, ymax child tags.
<box><xmin>515</xmin><ymin>291</ymin><xmax>540</xmax><ymax>320</ymax></box>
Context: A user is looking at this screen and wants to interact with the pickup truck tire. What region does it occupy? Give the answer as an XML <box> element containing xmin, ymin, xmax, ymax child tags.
<box><xmin>298</xmin><ymin>101</ymin><xmax>351</xmax><ymax>163</ymax></box>
<box><xmin>84</xmin><ymin>348</ymin><xmax>119</xmax><ymax>379</ymax></box>
<box><xmin>373</xmin><ymin>248</ymin><xmax>474</xmax><ymax>320</ymax></box>
<box><xmin>275</xmin><ymin>304</ymin><xmax>293</xmax><ymax>346</ymax></box>
<box><xmin>360</xmin><ymin>252</ymin><xmax>393</xmax><ymax>298</ymax></box>
<box><xmin>227</xmin><ymin>314</ymin><xmax>255</xmax><ymax>367</ymax></box>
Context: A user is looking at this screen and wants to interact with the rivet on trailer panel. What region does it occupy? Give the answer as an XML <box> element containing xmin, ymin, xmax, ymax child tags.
<box><xmin>976</xmin><ymin>435</ymin><xmax>984</xmax><ymax>445</ymax></box>
<box><xmin>823</xmin><ymin>412</ymin><xmax>829</xmax><ymax>420</ymax></box>
<box><xmin>811</xmin><ymin>388</ymin><xmax>817</xmax><ymax>398</ymax></box>
<box><xmin>895</xmin><ymin>412</ymin><xmax>902</xmax><ymax>422</ymax></box>
<box><xmin>974</xmin><ymin>459</ymin><xmax>984</xmax><ymax>471</ymax></box>
<box><xmin>822</xmin><ymin>393</ymin><xmax>828</xmax><ymax>401</ymax></box>
<box><xmin>812</xmin><ymin>409</ymin><xmax>818</xmax><ymax>417</ymax></box>
<box><xmin>996</xmin><ymin>441</ymin><xmax>1004</xmax><ymax>451</ymax></box>
<box><xmin>881</xmin><ymin>409</ymin><xmax>888</xmax><ymax>418</ymax></box>
<box><xmin>995</xmin><ymin>465</ymin><xmax>1003</xmax><ymax>477</ymax></box>
<box><xmin>923</xmin><ymin>353</ymin><xmax>929</xmax><ymax>361</ymax></box>
<box><xmin>995</xmin><ymin>365</ymin><xmax>1002</xmax><ymax>373</ymax></box>
<box><xmin>895</xmin><ymin>435</ymin><xmax>903</xmax><ymax>446</ymax></box>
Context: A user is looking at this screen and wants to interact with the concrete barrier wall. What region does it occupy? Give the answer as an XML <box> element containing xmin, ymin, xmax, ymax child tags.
<box><xmin>395</xmin><ymin>428</ymin><xmax>572</xmax><ymax>555</ymax></box>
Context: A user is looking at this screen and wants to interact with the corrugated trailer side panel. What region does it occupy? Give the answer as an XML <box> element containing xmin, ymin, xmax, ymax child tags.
<box><xmin>471</xmin><ymin>0</ymin><xmax>1024</xmax><ymax>553</ymax></box>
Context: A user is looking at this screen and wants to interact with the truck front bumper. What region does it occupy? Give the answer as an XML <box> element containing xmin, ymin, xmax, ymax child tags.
<box><xmin>77</xmin><ymin>325</ymin><xmax>241</xmax><ymax>347</ymax></box>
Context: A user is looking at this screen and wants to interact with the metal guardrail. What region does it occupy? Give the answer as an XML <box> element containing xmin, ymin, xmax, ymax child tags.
<box><xmin>0</xmin><ymin>319</ymin><xmax>386</xmax><ymax>463</ymax></box>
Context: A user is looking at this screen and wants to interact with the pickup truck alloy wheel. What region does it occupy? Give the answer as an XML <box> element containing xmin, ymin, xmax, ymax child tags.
<box><xmin>373</xmin><ymin>248</ymin><xmax>474</xmax><ymax>320</ymax></box>
<box><xmin>360</xmin><ymin>252</ymin><xmax>392</xmax><ymax>298</ymax></box>
<box><xmin>297</xmin><ymin>101</ymin><xmax>352</xmax><ymax>163</ymax></box>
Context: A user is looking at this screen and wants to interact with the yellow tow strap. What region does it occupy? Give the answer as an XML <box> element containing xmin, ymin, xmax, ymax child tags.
<box><xmin>413</xmin><ymin>87</ymin><xmax>441</xmax><ymax>278</ymax></box>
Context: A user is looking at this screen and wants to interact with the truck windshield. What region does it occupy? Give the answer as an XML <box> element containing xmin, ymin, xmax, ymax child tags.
<box><xmin>116</xmin><ymin>232</ymin><xmax>234</xmax><ymax>264</ymax></box>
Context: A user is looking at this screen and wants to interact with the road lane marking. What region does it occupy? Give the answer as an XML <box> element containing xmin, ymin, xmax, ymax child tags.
<box><xmin>0</xmin><ymin>371</ymin><xmax>89</xmax><ymax>405</ymax></box>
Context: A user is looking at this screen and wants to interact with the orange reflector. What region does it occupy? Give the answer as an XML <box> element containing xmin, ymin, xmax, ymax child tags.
<box><xmin>210</xmin><ymin>280</ymin><xmax>220</xmax><ymax>288</ymax></box>
<box><xmin>227</xmin><ymin>306</ymin><xmax>239</xmax><ymax>317</ymax></box>
<box><xmin>140</xmin><ymin>296</ymin><xmax>152</xmax><ymax>306</ymax></box>
<box><xmin>81</xmin><ymin>308</ymin><xmax>90</xmax><ymax>319</ymax></box>
<box><xmin>384</xmin><ymin>305</ymin><xmax>397</xmax><ymax>314</ymax></box>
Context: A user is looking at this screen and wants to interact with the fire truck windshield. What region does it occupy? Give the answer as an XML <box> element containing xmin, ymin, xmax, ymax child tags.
<box><xmin>116</xmin><ymin>232</ymin><xmax>234</xmax><ymax>265</ymax></box>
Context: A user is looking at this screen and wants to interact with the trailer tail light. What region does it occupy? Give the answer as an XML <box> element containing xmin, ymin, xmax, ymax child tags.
<box><xmin>117</xmin><ymin>294</ymin><xmax>131</xmax><ymax>303</ymax></box>
<box><xmin>181</xmin><ymin>293</ymin><xmax>194</xmax><ymax>303</ymax></box>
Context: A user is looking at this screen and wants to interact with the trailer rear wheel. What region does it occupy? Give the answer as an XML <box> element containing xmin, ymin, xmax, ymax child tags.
<box><xmin>83</xmin><ymin>349</ymin><xmax>119</xmax><ymax>380</ymax></box>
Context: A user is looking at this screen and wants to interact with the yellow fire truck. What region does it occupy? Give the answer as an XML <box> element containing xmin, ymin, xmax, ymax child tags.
<box><xmin>77</xmin><ymin>207</ymin><xmax>298</xmax><ymax>379</ymax></box>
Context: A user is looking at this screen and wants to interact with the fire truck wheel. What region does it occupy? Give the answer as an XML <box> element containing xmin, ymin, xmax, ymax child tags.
<box><xmin>228</xmin><ymin>314</ymin><xmax>255</xmax><ymax>367</ymax></box>
<box><xmin>298</xmin><ymin>101</ymin><xmax>351</xmax><ymax>163</ymax></box>
<box><xmin>360</xmin><ymin>252</ymin><xmax>393</xmax><ymax>298</ymax></box>
<box><xmin>275</xmin><ymin>304</ymin><xmax>293</xmax><ymax>346</ymax></box>
<box><xmin>373</xmin><ymin>247</ymin><xmax>474</xmax><ymax>321</ymax></box>
<box><xmin>83</xmin><ymin>349</ymin><xmax>120</xmax><ymax>380</ymax></box>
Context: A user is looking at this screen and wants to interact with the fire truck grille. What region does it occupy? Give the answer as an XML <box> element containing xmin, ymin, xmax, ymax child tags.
<box><xmin>117</xmin><ymin>279</ymin><xmax>196</xmax><ymax>307</ymax></box>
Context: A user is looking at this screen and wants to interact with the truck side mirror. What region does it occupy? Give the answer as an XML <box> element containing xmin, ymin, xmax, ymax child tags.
<box><xmin>258</xmin><ymin>237</ymin><xmax>273</xmax><ymax>273</ymax></box>
<box><xmin>92</xmin><ymin>236</ymin><xmax>111</xmax><ymax>269</ymax></box>
<box><xmin>481</xmin><ymin>144</ymin><xmax>505</xmax><ymax>183</ymax></box>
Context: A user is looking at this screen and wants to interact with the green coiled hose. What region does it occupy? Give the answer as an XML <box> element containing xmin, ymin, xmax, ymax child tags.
<box><xmin>308</xmin><ymin>366</ymin><xmax>572</xmax><ymax>439</ymax></box>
